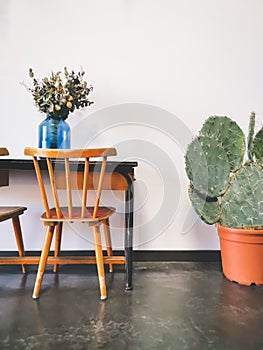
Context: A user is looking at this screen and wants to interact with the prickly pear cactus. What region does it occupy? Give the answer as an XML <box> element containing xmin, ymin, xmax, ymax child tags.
<box><xmin>185</xmin><ymin>113</ymin><xmax>263</xmax><ymax>229</ymax></box>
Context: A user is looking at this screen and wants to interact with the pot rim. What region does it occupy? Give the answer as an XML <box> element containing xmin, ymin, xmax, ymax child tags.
<box><xmin>216</xmin><ymin>224</ymin><xmax>263</xmax><ymax>235</ymax></box>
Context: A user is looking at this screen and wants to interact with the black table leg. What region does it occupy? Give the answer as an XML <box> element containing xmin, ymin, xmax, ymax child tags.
<box><xmin>124</xmin><ymin>179</ymin><xmax>134</xmax><ymax>291</ymax></box>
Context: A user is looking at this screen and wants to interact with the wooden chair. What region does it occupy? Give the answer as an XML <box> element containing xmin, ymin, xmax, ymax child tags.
<box><xmin>0</xmin><ymin>147</ymin><xmax>27</xmax><ymax>273</ymax></box>
<box><xmin>24</xmin><ymin>147</ymin><xmax>118</xmax><ymax>300</ymax></box>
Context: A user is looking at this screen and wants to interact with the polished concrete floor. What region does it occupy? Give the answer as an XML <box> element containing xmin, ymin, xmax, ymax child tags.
<box><xmin>0</xmin><ymin>261</ymin><xmax>263</xmax><ymax>349</ymax></box>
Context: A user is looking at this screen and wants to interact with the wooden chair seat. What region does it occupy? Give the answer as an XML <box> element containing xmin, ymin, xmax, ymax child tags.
<box><xmin>0</xmin><ymin>206</ymin><xmax>27</xmax><ymax>222</ymax></box>
<box><xmin>41</xmin><ymin>206</ymin><xmax>116</xmax><ymax>223</ymax></box>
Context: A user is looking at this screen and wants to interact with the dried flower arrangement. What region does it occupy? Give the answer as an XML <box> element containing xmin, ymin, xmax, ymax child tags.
<box><xmin>24</xmin><ymin>67</ymin><xmax>93</xmax><ymax>120</ymax></box>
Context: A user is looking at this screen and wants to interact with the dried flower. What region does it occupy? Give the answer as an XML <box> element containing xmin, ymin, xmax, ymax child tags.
<box><xmin>24</xmin><ymin>67</ymin><xmax>93</xmax><ymax>120</ymax></box>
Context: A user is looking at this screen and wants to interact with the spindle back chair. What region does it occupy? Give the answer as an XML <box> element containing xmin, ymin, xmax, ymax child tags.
<box><xmin>24</xmin><ymin>147</ymin><xmax>118</xmax><ymax>300</ymax></box>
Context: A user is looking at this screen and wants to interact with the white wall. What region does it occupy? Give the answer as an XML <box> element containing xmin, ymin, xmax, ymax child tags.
<box><xmin>0</xmin><ymin>0</ymin><xmax>263</xmax><ymax>251</ymax></box>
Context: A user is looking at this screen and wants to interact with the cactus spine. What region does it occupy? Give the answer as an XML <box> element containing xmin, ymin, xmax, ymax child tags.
<box><xmin>185</xmin><ymin>113</ymin><xmax>263</xmax><ymax>229</ymax></box>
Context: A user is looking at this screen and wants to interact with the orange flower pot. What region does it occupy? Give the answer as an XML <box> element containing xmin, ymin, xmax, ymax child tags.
<box><xmin>217</xmin><ymin>225</ymin><xmax>263</xmax><ymax>286</ymax></box>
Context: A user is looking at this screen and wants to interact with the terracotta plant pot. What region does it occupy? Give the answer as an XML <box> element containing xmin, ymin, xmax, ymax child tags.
<box><xmin>217</xmin><ymin>225</ymin><xmax>263</xmax><ymax>286</ymax></box>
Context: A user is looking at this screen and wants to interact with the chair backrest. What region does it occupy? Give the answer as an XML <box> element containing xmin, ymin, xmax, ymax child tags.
<box><xmin>0</xmin><ymin>148</ymin><xmax>9</xmax><ymax>157</ymax></box>
<box><xmin>0</xmin><ymin>147</ymin><xmax>9</xmax><ymax>187</ymax></box>
<box><xmin>24</xmin><ymin>148</ymin><xmax>117</xmax><ymax>220</ymax></box>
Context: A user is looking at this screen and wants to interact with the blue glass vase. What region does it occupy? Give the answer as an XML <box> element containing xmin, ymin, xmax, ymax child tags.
<box><xmin>38</xmin><ymin>115</ymin><xmax>70</xmax><ymax>149</ymax></box>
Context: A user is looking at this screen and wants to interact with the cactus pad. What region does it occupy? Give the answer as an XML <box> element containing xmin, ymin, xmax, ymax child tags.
<box><xmin>247</xmin><ymin>112</ymin><xmax>255</xmax><ymax>161</ymax></box>
<box><xmin>185</xmin><ymin>135</ymin><xmax>230</xmax><ymax>197</ymax></box>
<box><xmin>221</xmin><ymin>163</ymin><xmax>263</xmax><ymax>228</ymax></box>
<box><xmin>253</xmin><ymin>128</ymin><xmax>263</xmax><ymax>164</ymax></box>
<box><xmin>200</xmin><ymin>116</ymin><xmax>245</xmax><ymax>172</ymax></box>
<box><xmin>189</xmin><ymin>184</ymin><xmax>220</xmax><ymax>225</ymax></box>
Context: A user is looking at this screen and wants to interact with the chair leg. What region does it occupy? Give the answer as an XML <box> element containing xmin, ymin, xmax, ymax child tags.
<box><xmin>53</xmin><ymin>222</ymin><xmax>63</xmax><ymax>272</ymax></box>
<box><xmin>93</xmin><ymin>225</ymin><xmax>107</xmax><ymax>300</ymax></box>
<box><xmin>32</xmin><ymin>225</ymin><xmax>54</xmax><ymax>299</ymax></box>
<box><xmin>103</xmin><ymin>218</ymin><xmax>113</xmax><ymax>272</ymax></box>
<box><xmin>12</xmin><ymin>215</ymin><xmax>26</xmax><ymax>274</ymax></box>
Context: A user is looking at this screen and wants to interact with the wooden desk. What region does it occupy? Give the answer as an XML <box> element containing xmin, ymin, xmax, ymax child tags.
<box><xmin>0</xmin><ymin>159</ymin><xmax>137</xmax><ymax>291</ymax></box>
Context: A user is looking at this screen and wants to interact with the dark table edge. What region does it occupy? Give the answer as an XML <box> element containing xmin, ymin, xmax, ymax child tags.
<box><xmin>0</xmin><ymin>159</ymin><xmax>138</xmax><ymax>173</ymax></box>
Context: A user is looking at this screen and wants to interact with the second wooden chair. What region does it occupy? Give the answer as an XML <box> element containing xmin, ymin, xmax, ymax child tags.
<box><xmin>0</xmin><ymin>147</ymin><xmax>27</xmax><ymax>273</ymax></box>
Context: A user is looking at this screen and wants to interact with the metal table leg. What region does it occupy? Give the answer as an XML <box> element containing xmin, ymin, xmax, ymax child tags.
<box><xmin>124</xmin><ymin>178</ymin><xmax>134</xmax><ymax>291</ymax></box>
